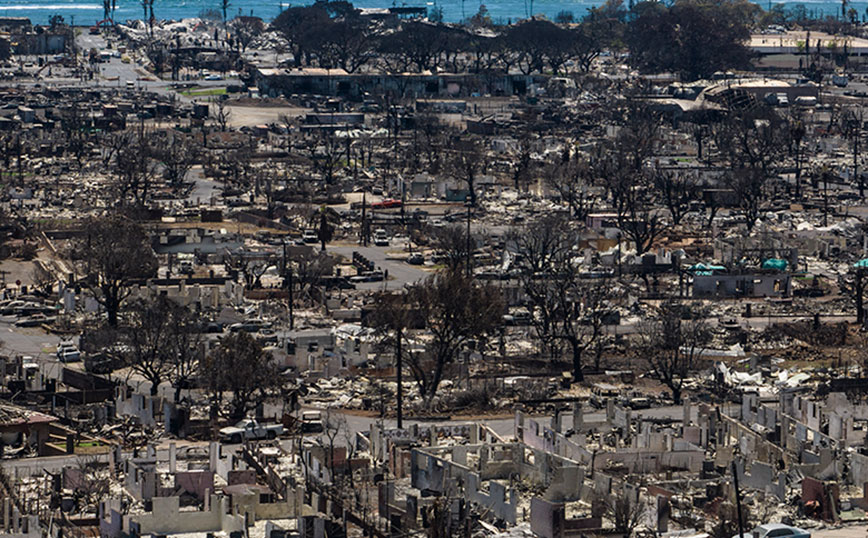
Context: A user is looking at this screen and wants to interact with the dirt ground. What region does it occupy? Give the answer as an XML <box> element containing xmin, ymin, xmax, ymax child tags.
<box><xmin>225</xmin><ymin>104</ymin><xmax>309</xmax><ymax>128</ymax></box>
<box><xmin>814</xmin><ymin>524</ymin><xmax>868</xmax><ymax>537</ymax></box>
<box><xmin>0</xmin><ymin>258</ymin><xmax>37</xmax><ymax>289</ymax></box>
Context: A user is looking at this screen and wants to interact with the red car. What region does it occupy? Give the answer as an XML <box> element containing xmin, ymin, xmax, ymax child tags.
<box><xmin>372</xmin><ymin>198</ymin><xmax>402</xmax><ymax>209</ymax></box>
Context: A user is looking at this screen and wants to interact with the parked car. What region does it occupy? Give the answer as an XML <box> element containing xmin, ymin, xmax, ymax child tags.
<box><xmin>229</xmin><ymin>319</ymin><xmax>272</xmax><ymax>333</ymax></box>
<box><xmin>719</xmin><ymin>317</ymin><xmax>740</xmax><ymax>330</ymax></box>
<box><xmin>620</xmin><ymin>393</ymin><xmax>652</xmax><ymax>410</ymax></box>
<box><xmin>407</xmin><ymin>253</ymin><xmax>424</xmax><ymax>265</ymax></box>
<box><xmin>732</xmin><ymin>524</ymin><xmax>810</xmax><ymax>538</ymax></box>
<box><xmin>56</xmin><ymin>342</ymin><xmax>81</xmax><ymax>363</ymax></box>
<box><xmin>589</xmin><ymin>383</ymin><xmax>620</xmax><ymax>409</ymax></box>
<box><xmin>502</xmin><ymin>309</ymin><xmax>532</xmax><ymax>326</ymax></box>
<box><xmin>15</xmin><ymin>314</ymin><xmax>55</xmax><ymax>327</ymax></box>
<box><xmin>85</xmin><ymin>352</ymin><xmax>122</xmax><ymax>374</ymax></box>
<box><xmin>350</xmin><ymin>271</ymin><xmax>385</xmax><ymax>283</ymax></box>
<box><xmin>219</xmin><ymin>419</ymin><xmax>284</xmax><ymax>443</ymax></box>
<box><xmin>0</xmin><ymin>300</ymin><xmax>25</xmax><ymax>315</ymax></box>
<box><xmin>256</xmin><ymin>328</ymin><xmax>279</xmax><ymax>344</ymax></box>
<box><xmin>318</xmin><ymin>276</ymin><xmax>355</xmax><ymax>290</ymax></box>
<box><xmin>373</xmin><ymin>229</ymin><xmax>389</xmax><ymax>246</ymax></box>
<box><xmin>303</xmin><ymin>229</ymin><xmax>318</xmax><ymax>243</ymax></box>
<box><xmin>300</xmin><ymin>411</ymin><xmax>324</xmax><ymax>433</ymax></box>
<box><xmin>371</xmin><ymin>198</ymin><xmax>402</xmax><ymax>209</ymax></box>
<box><xmin>197</xmin><ymin>321</ymin><xmax>224</xmax><ymax>333</ymax></box>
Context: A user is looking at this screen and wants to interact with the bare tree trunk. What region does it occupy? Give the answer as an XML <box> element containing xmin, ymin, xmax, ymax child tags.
<box><xmin>571</xmin><ymin>341</ymin><xmax>584</xmax><ymax>382</ymax></box>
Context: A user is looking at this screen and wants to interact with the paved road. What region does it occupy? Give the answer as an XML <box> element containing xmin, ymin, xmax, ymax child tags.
<box><xmin>186</xmin><ymin>165</ymin><xmax>221</xmax><ymax>205</ymax></box>
<box><xmin>330</xmin><ymin>243</ymin><xmax>429</xmax><ymax>291</ymax></box>
<box><xmin>815</xmin><ymin>525</ymin><xmax>868</xmax><ymax>537</ymax></box>
<box><xmin>73</xmin><ymin>31</ymin><xmax>228</xmax><ymax>99</ymax></box>
<box><xmin>0</xmin><ymin>322</ymin><xmax>63</xmax><ymax>358</ymax></box>
<box><xmin>76</xmin><ymin>32</ymin><xmax>140</xmax><ymax>89</ymax></box>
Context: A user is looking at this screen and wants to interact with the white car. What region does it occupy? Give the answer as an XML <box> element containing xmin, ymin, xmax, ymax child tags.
<box><xmin>204</xmin><ymin>74</ymin><xmax>223</xmax><ymax>81</ymax></box>
<box><xmin>302</xmin><ymin>229</ymin><xmax>318</xmax><ymax>243</ymax></box>
<box><xmin>56</xmin><ymin>342</ymin><xmax>81</xmax><ymax>363</ymax></box>
<box><xmin>733</xmin><ymin>523</ymin><xmax>811</xmax><ymax>538</ymax></box>
<box><xmin>373</xmin><ymin>229</ymin><xmax>389</xmax><ymax>246</ymax></box>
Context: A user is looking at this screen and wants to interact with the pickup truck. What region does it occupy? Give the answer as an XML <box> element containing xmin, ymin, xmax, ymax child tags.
<box><xmin>219</xmin><ymin>419</ymin><xmax>284</xmax><ymax>443</ymax></box>
<box><xmin>282</xmin><ymin>411</ymin><xmax>324</xmax><ymax>434</ymax></box>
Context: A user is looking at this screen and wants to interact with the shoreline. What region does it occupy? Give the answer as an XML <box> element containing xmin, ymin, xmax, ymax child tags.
<box><xmin>3</xmin><ymin>0</ymin><xmax>856</xmax><ymax>28</ymax></box>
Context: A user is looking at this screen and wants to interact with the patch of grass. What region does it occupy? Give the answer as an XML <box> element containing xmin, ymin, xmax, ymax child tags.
<box><xmin>180</xmin><ymin>87</ymin><xmax>226</xmax><ymax>97</ymax></box>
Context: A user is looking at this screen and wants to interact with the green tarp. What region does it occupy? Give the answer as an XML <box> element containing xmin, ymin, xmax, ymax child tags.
<box><xmin>687</xmin><ymin>263</ymin><xmax>725</xmax><ymax>276</ymax></box>
<box><xmin>761</xmin><ymin>258</ymin><xmax>788</xmax><ymax>270</ymax></box>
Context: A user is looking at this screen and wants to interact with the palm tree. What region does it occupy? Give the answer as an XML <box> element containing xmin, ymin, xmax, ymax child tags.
<box><xmin>221</xmin><ymin>0</ymin><xmax>231</xmax><ymax>24</ymax></box>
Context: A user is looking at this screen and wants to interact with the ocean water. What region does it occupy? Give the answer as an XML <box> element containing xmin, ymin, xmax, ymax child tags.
<box><xmin>0</xmin><ymin>0</ymin><xmax>859</xmax><ymax>26</ymax></box>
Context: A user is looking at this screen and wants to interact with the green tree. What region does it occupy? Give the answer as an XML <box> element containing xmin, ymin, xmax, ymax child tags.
<box><xmin>429</xmin><ymin>5</ymin><xmax>445</xmax><ymax>23</ymax></box>
<box><xmin>377</xmin><ymin>21</ymin><xmax>452</xmax><ymax>73</ymax></box>
<box><xmin>271</xmin><ymin>4</ymin><xmax>332</xmax><ymax>66</ymax></box>
<box><xmin>626</xmin><ymin>0</ymin><xmax>758</xmax><ymax>81</ymax></box>
<box><xmin>555</xmin><ymin>10</ymin><xmax>575</xmax><ymax>23</ymax></box>
<box><xmin>468</xmin><ymin>4</ymin><xmax>492</xmax><ymax>27</ymax></box>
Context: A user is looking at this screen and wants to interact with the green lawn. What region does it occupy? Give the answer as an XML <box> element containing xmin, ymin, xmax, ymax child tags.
<box><xmin>180</xmin><ymin>87</ymin><xmax>227</xmax><ymax>97</ymax></box>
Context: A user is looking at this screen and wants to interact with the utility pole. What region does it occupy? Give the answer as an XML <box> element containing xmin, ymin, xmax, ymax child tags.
<box><xmin>283</xmin><ymin>242</ymin><xmax>294</xmax><ymax>330</ymax></box>
<box><xmin>617</xmin><ymin>232</ymin><xmax>622</xmax><ymax>278</ymax></box>
<box><xmin>824</xmin><ymin>170</ymin><xmax>829</xmax><ymax>227</ymax></box>
<box><xmin>856</xmin><ymin>107</ymin><xmax>863</xmax><ymax>198</ymax></box>
<box><xmin>396</xmin><ymin>325</ymin><xmax>403</xmax><ymax>429</ymax></box>
<box><xmin>465</xmin><ymin>201</ymin><xmax>472</xmax><ymax>278</ymax></box>
<box><xmin>731</xmin><ymin>460</ymin><xmax>745</xmax><ymax>538</ymax></box>
<box><xmin>360</xmin><ymin>192</ymin><xmax>368</xmax><ymax>246</ymax></box>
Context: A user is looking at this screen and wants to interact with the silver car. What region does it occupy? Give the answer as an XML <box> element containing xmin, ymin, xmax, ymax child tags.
<box><xmin>733</xmin><ymin>524</ymin><xmax>811</xmax><ymax>538</ymax></box>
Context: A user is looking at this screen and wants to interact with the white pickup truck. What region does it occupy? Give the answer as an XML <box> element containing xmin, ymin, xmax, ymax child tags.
<box><xmin>219</xmin><ymin>419</ymin><xmax>284</xmax><ymax>443</ymax></box>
